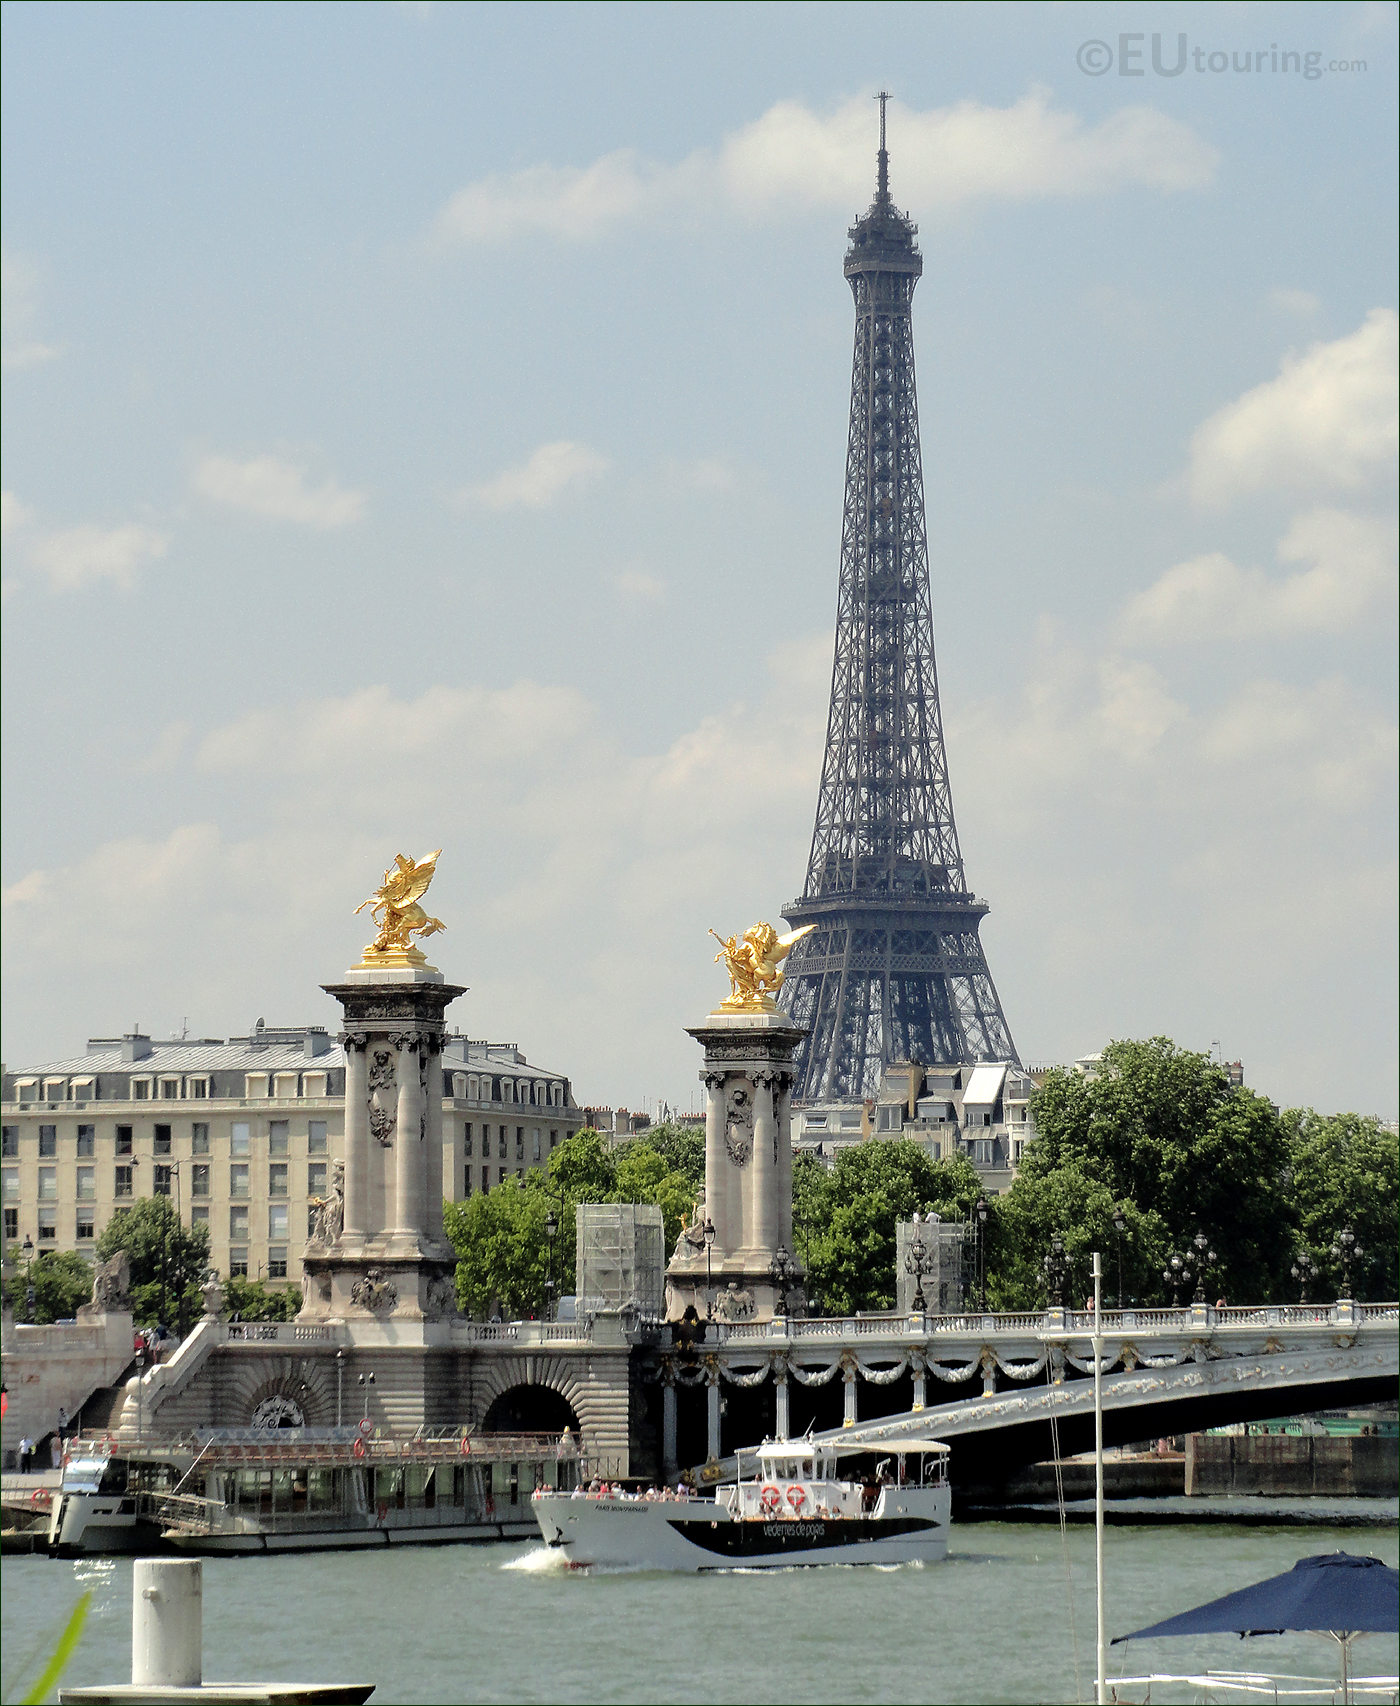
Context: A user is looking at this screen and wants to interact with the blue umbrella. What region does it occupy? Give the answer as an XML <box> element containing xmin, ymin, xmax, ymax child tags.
<box><xmin>1114</xmin><ymin>1552</ymin><xmax>1399</xmax><ymax>1702</ymax></box>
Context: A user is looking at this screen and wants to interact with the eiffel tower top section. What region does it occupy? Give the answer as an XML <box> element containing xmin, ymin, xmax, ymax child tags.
<box><xmin>780</xmin><ymin>97</ymin><xmax>1018</xmax><ymax>1097</ymax></box>
<box><xmin>844</xmin><ymin>91</ymin><xmax>923</xmax><ymax>282</ymax></box>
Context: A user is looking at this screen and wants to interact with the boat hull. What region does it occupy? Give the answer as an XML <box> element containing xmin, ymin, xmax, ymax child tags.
<box><xmin>532</xmin><ymin>1490</ymin><xmax>950</xmax><ymax>1571</ymax></box>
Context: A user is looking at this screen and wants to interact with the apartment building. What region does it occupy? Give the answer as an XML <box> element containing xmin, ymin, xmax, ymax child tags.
<box><xmin>2</xmin><ymin>1023</ymin><xmax>584</xmax><ymax>1286</ymax></box>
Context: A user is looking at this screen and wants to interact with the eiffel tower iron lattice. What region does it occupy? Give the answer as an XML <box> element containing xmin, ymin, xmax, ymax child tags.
<box><xmin>780</xmin><ymin>97</ymin><xmax>1018</xmax><ymax>1103</ymax></box>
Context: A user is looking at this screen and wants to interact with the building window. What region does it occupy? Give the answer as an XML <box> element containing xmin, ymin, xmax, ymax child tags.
<box><xmin>464</xmin><ymin>1124</ymin><xmax>473</xmax><ymax>1157</ymax></box>
<box><xmin>269</xmin><ymin>1163</ymin><xmax>289</xmax><ymax>1197</ymax></box>
<box><xmin>115</xmin><ymin>1166</ymin><xmax>135</xmax><ymax>1198</ymax></box>
<box><xmin>497</xmin><ymin>1129</ymin><xmax>507</xmax><ymax>1159</ymax></box>
<box><xmin>229</xmin><ymin>1206</ymin><xmax>249</xmax><ymax>1241</ymax></box>
<box><xmin>39</xmin><ymin>1125</ymin><xmax>57</xmax><ymax>1157</ymax></box>
<box><xmin>1</xmin><ymin>1126</ymin><xmax>17</xmax><ymax>1158</ymax></box>
<box><xmin>269</xmin><ymin>1120</ymin><xmax>289</xmax><ymax>1159</ymax></box>
<box><xmin>132</xmin><ymin>1080</ymin><xmax>150</xmax><ymax>1100</ymax></box>
<box><xmin>192</xmin><ymin>1122</ymin><xmax>210</xmax><ymax>1155</ymax></box>
<box><xmin>230</xmin><ymin>1164</ymin><xmax>249</xmax><ymax>1199</ymax></box>
<box><xmin>188</xmin><ymin>1079</ymin><xmax>209</xmax><ymax>1100</ymax></box>
<box><xmin>154</xmin><ymin>1124</ymin><xmax>172</xmax><ymax>1156</ymax></box>
<box><xmin>550</xmin><ymin>1130</ymin><xmax>559</xmax><ymax>1148</ymax></box>
<box><xmin>267</xmin><ymin>1248</ymin><xmax>288</xmax><ymax>1280</ymax></box>
<box><xmin>498</xmin><ymin>1168</ymin><xmax>507</xmax><ymax>1186</ymax></box>
<box><xmin>38</xmin><ymin>1215</ymin><xmax>56</xmax><ymax>1242</ymax></box>
<box><xmin>38</xmin><ymin>1166</ymin><xmax>57</xmax><ymax>1200</ymax></box>
<box><xmin>272</xmin><ymin>1073</ymin><xmax>298</xmax><ymax>1099</ymax></box>
<box><xmin>4</xmin><ymin>1206</ymin><xmax>18</xmax><ymax>1239</ymax></box>
<box><xmin>229</xmin><ymin>1247</ymin><xmax>248</xmax><ymax>1278</ymax></box>
<box><xmin>154</xmin><ymin>1164</ymin><xmax>173</xmax><ymax>1197</ymax></box>
<box><xmin>231</xmin><ymin>1122</ymin><xmax>250</xmax><ymax>1158</ymax></box>
<box><xmin>304</xmin><ymin>1072</ymin><xmax>327</xmax><ymax>1099</ymax></box>
<box><xmin>463</xmin><ymin>1169</ymin><xmax>472</xmax><ymax>1196</ymax></box>
<box><xmin>191</xmin><ymin>1205</ymin><xmax>209</xmax><ymax>1229</ymax></box>
<box><xmin>76</xmin><ymin>1166</ymin><xmax>96</xmax><ymax>1201</ymax></box>
<box><xmin>192</xmin><ymin>1164</ymin><xmax>210</xmax><ymax>1198</ymax></box>
<box><xmin>531</xmin><ymin>1129</ymin><xmax>541</xmax><ymax>1163</ymax></box>
<box><xmin>160</xmin><ymin>1079</ymin><xmax>180</xmax><ymax>1100</ymax></box>
<box><xmin>245</xmin><ymin>1074</ymin><xmax>269</xmax><ymax>1100</ymax></box>
<box><xmin>481</xmin><ymin>1166</ymin><xmax>489</xmax><ymax>1192</ymax></box>
<box><xmin>116</xmin><ymin>1126</ymin><xmax>134</xmax><ymax>1157</ymax></box>
<box><xmin>453</xmin><ymin>1074</ymin><xmax>467</xmax><ymax>1098</ymax></box>
<box><xmin>77</xmin><ymin>1124</ymin><xmax>95</xmax><ymax>1157</ymax></box>
<box><xmin>77</xmin><ymin>1213</ymin><xmax>96</xmax><ymax>1241</ymax></box>
<box><xmin>515</xmin><ymin>1127</ymin><xmax>524</xmax><ymax>1160</ymax></box>
<box><xmin>268</xmin><ymin>1204</ymin><xmax>288</xmax><ymax>1241</ymax></box>
<box><xmin>307</xmin><ymin>1162</ymin><xmax>328</xmax><ymax>1198</ymax></box>
<box><xmin>2</xmin><ymin>1169</ymin><xmax>18</xmax><ymax>1200</ymax></box>
<box><xmin>308</xmin><ymin>1120</ymin><xmax>328</xmax><ymax>1156</ymax></box>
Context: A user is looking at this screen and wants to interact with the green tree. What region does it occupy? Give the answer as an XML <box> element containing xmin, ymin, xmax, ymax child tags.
<box><xmin>444</xmin><ymin>1176</ymin><xmax>556</xmax><ymax>1319</ymax></box>
<box><xmin>635</xmin><ymin>1123</ymin><xmax>705</xmax><ymax>1191</ymax></box>
<box><xmin>1280</xmin><ymin>1109</ymin><xmax>1398</xmax><ymax>1301</ymax></box>
<box><xmin>999</xmin><ymin>1038</ymin><xmax>1292</xmax><ymax>1306</ymax></box>
<box><xmin>222</xmin><ymin>1275</ymin><xmax>300</xmax><ymax>1322</ymax></box>
<box><xmin>95</xmin><ymin>1197</ymin><xmax>211</xmax><ymax>1331</ymax></box>
<box><xmin>3</xmin><ymin>1250</ymin><xmax>94</xmax><ymax>1324</ymax></box>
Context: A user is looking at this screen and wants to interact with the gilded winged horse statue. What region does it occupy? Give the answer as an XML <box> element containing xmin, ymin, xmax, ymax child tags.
<box><xmin>355</xmin><ymin>850</ymin><xmax>447</xmax><ymax>958</ymax></box>
<box><xmin>709</xmin><ymin>920</ymin><xmax>816</xmax><ymax>1012</ymax></box>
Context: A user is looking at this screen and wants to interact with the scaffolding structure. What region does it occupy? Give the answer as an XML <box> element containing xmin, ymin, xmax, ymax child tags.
<box><xmin>894</xmin><ymin>1216</ymin><xmax>967</xmax><ymax>1314</ymax></box>
<box><xmin>575</xmin><ymin>1203</ymin><xmax>665</xmax><ymax>1318</ymax></box>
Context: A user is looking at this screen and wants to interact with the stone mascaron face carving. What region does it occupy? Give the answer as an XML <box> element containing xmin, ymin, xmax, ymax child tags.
<box><xmin>709</xmin><ymin>920</ymin><xmax>816</xmax><ymax>1012</ymax></box>
<box><xmin>354</xmin><ymin>850</ymin><xmax>446</xmax><ymax>963</ymax></box>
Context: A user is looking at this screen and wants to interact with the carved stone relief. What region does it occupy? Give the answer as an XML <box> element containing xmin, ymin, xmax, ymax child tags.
<box><xmin>724</xmin><ymin>1081</ymin><xmax>754</xmax><ymax>1167</ymax></box>
<box><xmin>350</xmin><ymin>1268</ymin><xmax>399</xmax><ymax>1313</ymax></box>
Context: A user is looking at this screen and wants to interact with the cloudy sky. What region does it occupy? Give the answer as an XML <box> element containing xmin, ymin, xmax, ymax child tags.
<box><xmin>3</xmin><ymin>1</ymin><xmax>1396</xmax><ymax>1119</ymax></box>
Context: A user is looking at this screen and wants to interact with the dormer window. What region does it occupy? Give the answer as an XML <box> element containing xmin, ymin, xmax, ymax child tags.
<box><xmin>131</xmin><ymin>1079</ymin><xmax>151</xmax><ymax>1100</ymax></box>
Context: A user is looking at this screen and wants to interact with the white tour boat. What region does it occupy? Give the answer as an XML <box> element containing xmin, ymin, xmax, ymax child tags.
<box><xmin>531</xmin><ymin>1435</ymin><xmax>951</xmax><ymax>1571</ymax></box>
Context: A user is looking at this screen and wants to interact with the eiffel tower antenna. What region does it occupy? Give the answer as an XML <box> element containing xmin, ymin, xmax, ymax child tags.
<box><xmin>779</xmin><ymin>105</ymin><xmax>1018</xmax><ymax>1102</ymax></box>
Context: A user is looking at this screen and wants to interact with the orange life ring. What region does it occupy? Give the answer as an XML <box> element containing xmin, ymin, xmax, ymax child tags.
<box><xmin>759</xmin><ymin>1484</ymin><xmax>782</xmax><ymax>1513</ymax></box>
<box><xmin>352</xmin><ymin>1436</ymin><xmax>367</xmax><ymax>1459</ymax></box>
<box><xmin>459</xmin><ymin>1437</ymin><xmax>472</xmax><ymax>1457</ymax></box>
<box><xmin>31</xmin><ymin>1489</ymin><xmax>46</xmax><ymax>1507</ymax></box>
<box><xmin>785</xmin><ymin>1484</ymin><xmax>807</xmax><ymax>1514</ymax></box>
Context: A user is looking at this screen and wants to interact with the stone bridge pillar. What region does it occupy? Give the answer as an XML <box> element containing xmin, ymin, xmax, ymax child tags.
<box><xmin>301</xmin><ymin>961</ymin><xmax>464</xmax><ymax>1332</ymax></box>
<box><xmin>667</xmin><ymin>1010</ymin><xmax>807</xmax><ymax>1324</ymax></box>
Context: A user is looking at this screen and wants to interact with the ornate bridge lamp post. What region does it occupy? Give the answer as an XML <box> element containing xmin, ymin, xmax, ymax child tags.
<box><xmin>543</xmin><ymin>1208</ymin><xmax>559</xmax><ymax>1322</ymax></box>
<box><xmin>769</xmin><ymin>1244</ymin><xmax>799</xmax><ymax>1319</ymax></box>
<box><xmin>1111</xmin><ymin>1206</ymin><xmax>1128</xmax><ymax>1310</ymax></box>
<box><xmin>702</xmin><ymin>1217</ymin><xmax>716</xmax><ymax>1320</ymax></box>
<box><xmin>1162</xmin><ymin>1250</ymin><xmax>1187</xmax><ymax>1307</ymax></box>
<box><xmin>1290</xmin><ymin>1249</ymin><xmax>1319</xmax><ymax>1305</ymax></box>
<box><xmin>20</xmin><ymin>1233</ymin><xmax>35</xmax><ymax>1322</ymax></box>
<box><xmin>1042</xmin><ymin>1234</ymin><xmax>1070</xmax><ymax>1309</ymax></box>
<box><xmin>905</xmin><ymin>1213</ymin><xmax>935</xmax><ymax>1313</ymax></box>
<box><xmin>974</xmin><ymin>1196</ymin><xmax>989</xmax><ymax>1311</ymax></box>
<box><xmin>1330</xmin><ymin>1226</ymin><xmax>1362</xmax><ymax>1299</ymax></box>
<box><xmin>358</xmin><ymin>1370</ymin><xmax>376</xmax><ymax>1425</ymax></box>
<box><xmin>1190</xmin><ymin>1231</ymin><xmax>1217</xmax><ymax>1305</ymax></box>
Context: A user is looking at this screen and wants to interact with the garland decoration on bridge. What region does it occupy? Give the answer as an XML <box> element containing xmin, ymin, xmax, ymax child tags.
<box><xmin>852</xmin><ymin>1354</ymin><xmax>909</xmax><ymax>1384</ymax></box>
<box><xmin>786</xmin><ymin>1358</ymin><xmax>843</xmax><ymax>1387</ymax></box>
<box><xmin>993</xmin><ymin>1352</ymin><xmax>1049</xmax><ymax>1382</ymax></box>
<box><xmin>720</xmin><ymin>1361</ymin><xmax>773</xmax><ymax>1388</ymax></box>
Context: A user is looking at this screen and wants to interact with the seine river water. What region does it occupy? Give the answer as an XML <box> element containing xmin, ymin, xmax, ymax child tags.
<box><xmin>3</xmin><ymin>1506</ymin><xmax>1396</xmax><ymax>1704</ymax></box>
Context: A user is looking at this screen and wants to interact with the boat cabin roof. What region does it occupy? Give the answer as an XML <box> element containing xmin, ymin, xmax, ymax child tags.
<box><xmin>753</xmin><ymin>1436</ymin><xmax>949</xmax><ymax>1462</ymax></box>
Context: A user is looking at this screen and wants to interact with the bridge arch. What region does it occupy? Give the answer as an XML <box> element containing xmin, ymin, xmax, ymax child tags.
<box><xmin>481</xmin><ymin>1382</ymin><xmax>580</xmax><ymax>1434</ymax></box>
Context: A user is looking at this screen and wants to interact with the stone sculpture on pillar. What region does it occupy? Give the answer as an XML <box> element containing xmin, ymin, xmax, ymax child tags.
<box><xmin>299</xmin><ymin>851</ymin><xmax>464</xmax><ymax>1328</ymax></box>
<box><xmin>666</xmin><ymin>920</ymin><xmax>810</xmax><ymax>1324</ymax></box>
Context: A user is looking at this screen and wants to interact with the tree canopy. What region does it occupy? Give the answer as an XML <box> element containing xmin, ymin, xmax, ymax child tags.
<box><xmin>4</xmin><ymin>1250</ymin><xmax>94</xmax><ymax>1324</ymax></box>
<box><xmin>95</xmin><ymin>1197</ymin><xmax>211</xmax><ymax>1331</ymax></box>
<box><xmin>443</xmin><ymin>1125</ymin><xmax>705</xmax><ymax>1319</ymax></box>
<box><xmin>1280</xmin><ymin>1108</ymin><xmax>1397</xmax><ymax>1301</ymax></box>
<box><xmin>223</xmin><ymin>1275</ymin><xmax>300</xmax><ymax>1323</ymax></box>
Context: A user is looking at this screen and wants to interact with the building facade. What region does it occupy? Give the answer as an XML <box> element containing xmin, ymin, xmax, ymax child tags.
<box><xmin>2</xmin><ymin>1024</ymin><xmax>584</xmax><ymax>1288</ymax></box>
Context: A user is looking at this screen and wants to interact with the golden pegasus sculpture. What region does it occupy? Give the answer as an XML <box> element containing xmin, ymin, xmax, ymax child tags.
<box><xmin>709</xmin><ymin>920</ymin><xmax>816</xmax><ymax>1012</ymax></box>
<box><xmin>355</xmin><ymin>850</ymin><xmax>446</xmax><ymax>961</ymax></box>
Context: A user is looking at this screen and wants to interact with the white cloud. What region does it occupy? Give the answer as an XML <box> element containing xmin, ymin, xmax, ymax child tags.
<box><xmin>433</xmin><ymin>90</ymin><xmax>1216</xmax><ymax>243</ymax></box>
<box><xmin>1</xmin><ymin>249</ymin><xmax>60</xmax><ymax>371</ymax></box>
<box><xmin>1</xmin><ymin>490</ymin><xmax>33</xmax><ymax>537</ymax></box>
<box><xmin>192</xmin><ymin>453</ymin><xmax>366</xmax><ymax>529</ymax></box>
<box><xmin>611</xmin><ymin>568</ymin><xmax>666</xmax><ymax>603</ymax></box>
<box><xmin>460</xmin><ymin>441</ymin><xmax>609</xmax><ymax>510</ymax></box>
<box><xmin>31</xmin><ymin>522</ymin><xmax>168</xmax><ymax>592</ymax></box>
<box><xmin>1119</xmin><ymin>509</ymin><xmax>1398</xmax><ymax>643</ymax></box>
<box><xmin>1187</xmin><ymin>309</ymin><xmax>1399</xmax><ymax>505</ymax></box>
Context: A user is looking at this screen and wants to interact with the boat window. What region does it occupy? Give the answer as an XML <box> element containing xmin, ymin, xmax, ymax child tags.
<box><xmin>62</xmin><ymin>1462</ymin><xmax>106</xmax><ymax>1493</ymax></box>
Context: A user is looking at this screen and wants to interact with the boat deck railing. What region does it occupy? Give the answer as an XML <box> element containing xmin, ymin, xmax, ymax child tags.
<box><xmin>68</xmin><ymin>1427</ymin><xmax>584</xmax><ymax>1467</ymax></box>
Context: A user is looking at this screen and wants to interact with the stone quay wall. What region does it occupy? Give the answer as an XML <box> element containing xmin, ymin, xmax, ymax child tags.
<box><xmin>1185</xmin><ymin>1431</ymin><xmax>1398</xmax><ymax>1497</ymax></box>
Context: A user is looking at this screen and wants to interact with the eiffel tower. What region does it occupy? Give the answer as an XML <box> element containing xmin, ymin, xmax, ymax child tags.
<box><xmin>780</xmin><ymin>96</ymin><xmax>1018</xmax><ymax>1103</ymax></box>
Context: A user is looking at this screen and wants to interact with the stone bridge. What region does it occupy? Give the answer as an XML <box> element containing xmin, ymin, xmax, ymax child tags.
<box><xmin>674</xmin><ymin>1300</ymin><xmax>1400</xmax><ymax>1483</ymax></box>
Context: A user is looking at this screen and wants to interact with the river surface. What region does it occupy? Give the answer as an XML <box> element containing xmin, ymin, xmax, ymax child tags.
<box><xmin>3</xmin><ymin>1505</ymin><xmax>1396</xmax><ymax>1704</ymax></box>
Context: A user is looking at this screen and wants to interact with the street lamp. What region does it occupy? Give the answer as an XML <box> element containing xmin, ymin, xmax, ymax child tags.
<box><xmin>1330</xmin><ymin>1226</ymin><xmax>1362</xmax><ymax>1299</ymax></box>
<box><xmin>1042</xmin><ymin>1234</ymin><xmax>1069</xmax><ymax>1308</ymax></box>
<box><xmin>358</xmin><ymin>1370</ymin><xmax>376</xmax><ymax>1424</ymax></box>
<box><xmin>905</xmin><ymin>1213</ymin><xmax>931</xmax><ymax>1313</ymax></box>
<box><xmin>543</xmin><ymin>1208</ymin><xmax>559</xmax><ymax>1321</ymax></box>
<box><xmin>974</xmin><ymin>1196</ymin><xmax>989</xmax><ymax>1312</ymax></box>
<box><xmin>1290</xmin><ymin>1249</ymin><xmax>1319</xmax><ymax>1305</ymax></box>
<box><xmin>1190</xmin><ymin>1230</ymin><xmax>1217</xmax><ymax>1304</ymax></box>
<box><xmin>21</xmin><ymin>1233</ymin><xmax>35</xmax><ymax>1322</ymax></box>
<box><xmin>702</xmin><ymin>1217</ymin><xmax>716</xmax><ymax>1319</ymax></box>
<box><xmin>1111</xmin><ymin>1206</ymin><xmax>1128</xmax><ymax>1310</ymax></box>
<box><xmin>769</xmin><ymin>1244</ymin><xmax>798</xmax><ymax>1318</ymax></box>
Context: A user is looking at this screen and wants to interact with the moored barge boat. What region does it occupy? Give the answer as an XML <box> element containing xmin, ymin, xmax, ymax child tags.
<box><xmin>531</xmin><ymin>1435</ymin><xmax>951</xmax><ymax>1571</ymax></box>
<box><xmin>49</xmin><ymin>1427</ymin><xmax>584</xmax><ymax>1555</ymax></box>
